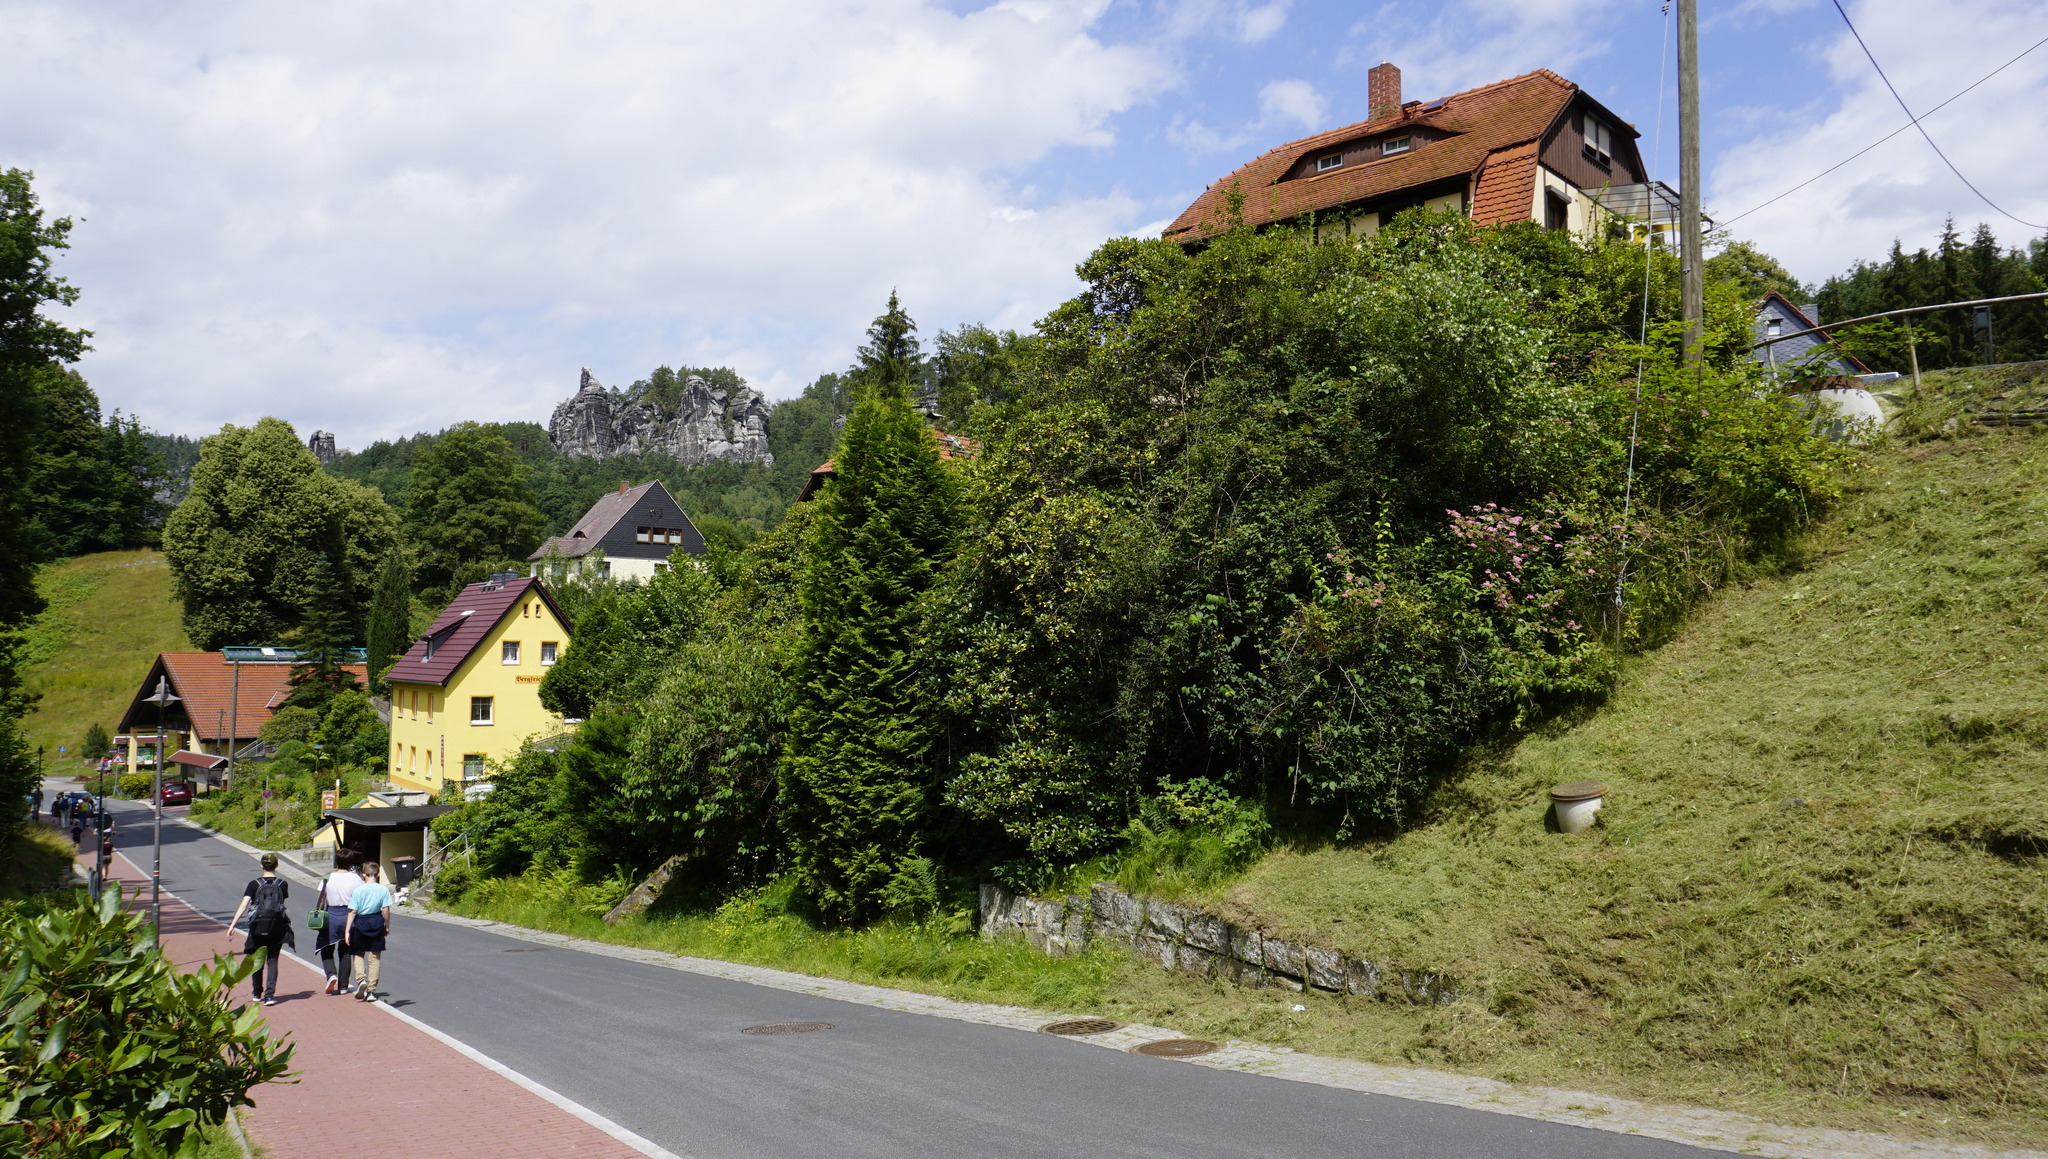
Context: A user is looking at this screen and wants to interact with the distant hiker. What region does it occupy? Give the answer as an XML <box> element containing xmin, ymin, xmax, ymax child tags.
<box><xmin>228</xmin><ymin>853</ymin><xmax>294</xmax><ymax>1006</ymax></box>
<box><xmin>343</xmin><ymin>861</ymin><xmax>393</xmax><ymax>1003</ymax></box>
<box><xmin>99</xmin><ymin>830</ymin><xmax>114</xmax><ymax>874</ymax></box>
<box><xmin>69</xmin><ymin>817</ymin><xmax>84</xmax><ymax>848</ymax></box>
<box><xmin>317</xmin><ymin>857</ymin><xmax>366</xmax><ymax>995</ymax></box>
<box><xmin>32</xmin><ymin>788</ymin><xmax>43</xmax><ymax>819</ymax></box>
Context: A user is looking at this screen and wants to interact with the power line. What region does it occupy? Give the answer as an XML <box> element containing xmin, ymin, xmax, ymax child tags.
<box><xmin>1828</xmin><ymin>0</ymin><xmax>2044</xmax><ymax>230</ymax></box>
<box><xmin>1722</xmin><ymin>30</ymin><xmax>2048</xmax><ymax>226</ymax></box>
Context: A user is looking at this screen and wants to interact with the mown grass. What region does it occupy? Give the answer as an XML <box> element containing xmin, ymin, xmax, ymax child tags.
<box><xmin>21</xmin><ymin>550</ymin><xmax>189</xmax><ymax>773</ymax></box>
<box><xmin>1125</xmin><ymin>424</ymin><xmax>2048</xmax><ymax>1149</ymax></box>
<box><xmin>444</xmin><ymin>868</ymin><xmax>1123</xmax><ymax>1013</ymax></box>
<box><xmin>0</xmin><ymin>822</ymin><xmax>81</xmax><ymax>899</ymax></box>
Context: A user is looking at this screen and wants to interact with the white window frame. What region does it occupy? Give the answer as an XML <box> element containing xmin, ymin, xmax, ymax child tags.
<box><xmin>540</xmin><ymin>641</ymin><xmax>558</xmax><ymax>665</ymax></box>
<box><xmin>502</xmin><ymin>640</ymin><xmax>521</xmax><ymax>665</ymax></box>
<box><xmin>1316</xmin><ymin>153</ymin><xmax>1343</xmax><ymax>173</ymax></box>
<box><xmin>1381</xmin><ymin>136</ymin><xmax>1411</xmax><ymax>156</ymax></box>
<box><xmin>470</xmin><ymin>696</ymin><xmax>494</xmax><ymax>725</ymax></box>
<box><xmin>1584</xmin><ymin>115</ymin><xmax>1612</xmax><ymax>166</ymax></box>
<box><xmin>635</xmin><ymin>527</ymin><xmax>651</xmax><ymax>543</ymax></box>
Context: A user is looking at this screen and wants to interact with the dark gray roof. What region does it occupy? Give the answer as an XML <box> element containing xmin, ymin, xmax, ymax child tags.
<box><xmin>322</xmin><ymin>804</ymin><xmax>454</xmax><ymax>830</ymax></box>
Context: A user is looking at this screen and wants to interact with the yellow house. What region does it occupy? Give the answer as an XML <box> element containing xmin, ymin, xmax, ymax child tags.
<box><xmin>384</xmin><ymin>573</ymin><xmax>573</xmax><ymax>797</ymax></box>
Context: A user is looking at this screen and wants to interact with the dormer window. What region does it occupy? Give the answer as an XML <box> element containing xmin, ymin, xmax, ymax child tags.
<box><xmin>1381</xmin><ymin>136</ymin><xmax>1412</xmax><ymax>156</ymax></box>
<box><xmin>1584</xmin><ymin>114</ymin><xmax>1612</xmax><ymax>167</ymax></box>
<box><xmin>1316</xmin><ymin>154</ymin><xmax>1343</xmax><ymax>173</ymax></box>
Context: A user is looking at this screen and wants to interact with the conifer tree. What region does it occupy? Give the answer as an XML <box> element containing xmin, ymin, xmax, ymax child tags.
<box><xmin>286</xmin><ymin>556</ymin><xmax>363</xmax><ymax>713</ymax></box>
<box><xmin>363</xmin><ymin>547</ymin><xmax>411</xmax><ymax>693</ymax></box>
<box><xmin>779</xmin><ymin>295</ymin><xmax>960</xmax><ymax>922</ymax></box>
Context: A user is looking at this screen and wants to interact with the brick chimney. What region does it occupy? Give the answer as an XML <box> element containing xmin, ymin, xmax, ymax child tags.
<box><xmin>1368</xmin><ymin>62</ymin><xmax>1402</xmax><ymax>122</ymax></box>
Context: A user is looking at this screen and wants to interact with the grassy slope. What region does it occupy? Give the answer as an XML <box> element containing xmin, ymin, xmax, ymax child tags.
<box><xmin>1113</xmin><ymin>426</ymin><xmax>2048</xmax><ymax>1148</ymax></box>
<box><xmin>21</xmin><ymin>550</ymin><xmax>189</xmax><ymax>774</ymax></box>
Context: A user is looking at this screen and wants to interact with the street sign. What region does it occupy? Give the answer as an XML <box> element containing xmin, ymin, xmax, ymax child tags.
<box><xmin>261</xmin><ymin>789</ymin><xmax>274</xmax><ymax>799</ymax></box>
<box><xmin>320</xmin><ymin>790</ymin><xmax>339</xmax><ymax>812</ymax></box>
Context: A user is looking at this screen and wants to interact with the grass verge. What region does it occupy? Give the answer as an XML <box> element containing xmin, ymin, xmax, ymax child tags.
<box><xmin>21</xmin><ymin>550</ymin><xmax>189</xmax><ymax>771</ymax></box>
<box><xmin>442</xmin><ymin>868</ymin><xmax>1122</xmax><ymax>1013</ymax></box>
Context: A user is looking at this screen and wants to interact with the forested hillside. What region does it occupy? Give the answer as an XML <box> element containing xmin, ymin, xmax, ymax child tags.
<box><xmin>1815</xmin><ymin>219</ymin><xmax>2048</xmax><ymax>372</ymax></box>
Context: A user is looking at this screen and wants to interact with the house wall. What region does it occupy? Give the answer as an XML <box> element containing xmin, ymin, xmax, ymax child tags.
<box><xmin>386</xmin><ymin>595</ymin><xmax>570</xmax><ymax>796</ymax></box>
<box><xmin>1531</xmin><ymin>165</ymin><xmax>1601</xmax><ymax>236</ymax></box>
<box><xmin>1311</xmin><ymin>185</ymin><xmax>1466</xmax><ymax>243</ymax></box>
<box><xmin>1537</xmin><ymin>102</ymin><xmax>1649</xmax><ymax>191</ymax></box>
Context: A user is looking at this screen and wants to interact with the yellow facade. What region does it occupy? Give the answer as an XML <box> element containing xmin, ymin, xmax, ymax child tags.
<box><xmin>386</xmin><ymin>593</ymin><xmax>570</xmax><ymax>797</ymax></box>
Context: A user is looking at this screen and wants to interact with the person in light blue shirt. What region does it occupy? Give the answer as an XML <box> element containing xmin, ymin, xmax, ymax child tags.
<box><xmin>342</xmin><ymin>862</ymin><xmax>394</xmax><ymax>1002</ymax></box>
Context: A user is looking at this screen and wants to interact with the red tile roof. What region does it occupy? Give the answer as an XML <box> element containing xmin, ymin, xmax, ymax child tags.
<box><xmin>388</xmin><ymin>576</ymin><xmax>569</xmax><ymax>688</ymax></box>
<box><xmin>1166</xmin><ymin>69</ymin><xmax>1592</xmax><ymax>242</ymax></box>
<box><xmin>117</xmin><ymin>653</ymin><xmax>370</xmax><ymax>740</ymax></box>
<box><xmin>531</xmin><ymin>480</ymin><xmax>665</xmax><ymax>561</ymax></box>
<box><xmin>1470</xmin><ymin>140</ymin><xmax>1540</xmax><ymax>225</ymax></box>
<box><xmin>795</xmin><ymin>430</ymin><xmax>980</xmax><ymax>503</ymax></box>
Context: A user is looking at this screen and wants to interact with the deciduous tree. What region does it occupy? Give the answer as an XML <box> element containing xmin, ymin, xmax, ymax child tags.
<box><xmin>402</xmin><ymin>423</ymin><xmax>544</xmax><ymax>595</ymax></box>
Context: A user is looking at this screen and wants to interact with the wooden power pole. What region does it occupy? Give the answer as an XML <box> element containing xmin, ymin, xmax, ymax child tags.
<box><xmin>1678</xmin><ymin>0</ymin><xmax>1704</xmax><ymax>368</ymax></box>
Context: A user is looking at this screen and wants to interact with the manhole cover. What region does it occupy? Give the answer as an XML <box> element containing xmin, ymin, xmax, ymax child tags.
<box><xmin>1131</xmin><ymin>1038</ymin><xmax>1219</xmax><ymax>1058</ymax></box>
<box><xmin>502</xmin><ymin>947</ymin><xmax>548</xmax><ymax>953</ymax></box>
<box><xmin>742</xmin><ymin>1022</ymin><xmax>833</xmax><ymax>1036</ymax></box>
<box><xmin>1040</xmin><ymin>1018</ymin><xmax>1122</xmax><ymax>1036</ymax></box>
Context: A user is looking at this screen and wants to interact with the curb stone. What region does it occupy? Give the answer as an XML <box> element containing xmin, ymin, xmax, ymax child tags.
<box><xmin>405</xmin><ymin>907</ymin><xmax>2046</xmax><ymax>1159</ymax></box>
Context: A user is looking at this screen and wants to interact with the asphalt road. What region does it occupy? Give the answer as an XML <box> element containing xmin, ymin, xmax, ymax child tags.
<box><xmin>90</xmin><ymin>793</ymin><xmax>1719</xmax><ymax>1159</ymax></box>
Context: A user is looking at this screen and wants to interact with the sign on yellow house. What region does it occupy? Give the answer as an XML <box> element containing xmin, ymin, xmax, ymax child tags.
<box><xmin>384</xmin><ymin>573</ymin><xmax>573</xmax><ymax>797</ymax></box>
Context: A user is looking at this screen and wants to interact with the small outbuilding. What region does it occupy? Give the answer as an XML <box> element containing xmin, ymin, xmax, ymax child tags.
<box><xmin>319</xmin><ymin>803</ymin><xmax>454</xmax><ymax>887</ymax></box>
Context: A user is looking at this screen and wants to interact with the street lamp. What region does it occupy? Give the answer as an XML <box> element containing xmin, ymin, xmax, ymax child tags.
<box><xmin>142</xmin><ymin>676</ymin><xmax>180</xmax><ymax>940</ymax></box>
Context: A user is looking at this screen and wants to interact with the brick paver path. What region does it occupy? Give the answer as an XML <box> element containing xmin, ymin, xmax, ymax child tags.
<box><xmin>94</xmin><ymin>850</ymin><xmax>650</xmax><ymax>1159</ymax></box>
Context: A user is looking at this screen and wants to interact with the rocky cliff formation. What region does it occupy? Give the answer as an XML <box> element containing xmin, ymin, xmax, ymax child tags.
<box><xmin>547</xmin><ymin>368</ymin><xmax>774</xmax><ymax>466</ymax></box>
<box><xmin>307</xmin><ymin>430</ymin><xmax>338</xmax><ymax>463</ymax></box>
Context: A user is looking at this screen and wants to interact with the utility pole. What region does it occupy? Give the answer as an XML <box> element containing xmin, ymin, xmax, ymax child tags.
<box><xmin>143</xmin><ymin>677</ymin><xmax>180</xmax><ymax>941</ymax></box>
<box><xmin>1678</xmin><ymin>0</ymin><xmax>1704</xmax><ymax>370</ymax></box>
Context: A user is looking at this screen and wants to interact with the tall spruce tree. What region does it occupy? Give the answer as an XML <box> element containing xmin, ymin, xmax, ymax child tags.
<box><xmin>778</xmin><ymin>295</ymin><xmax>961</xmax><ymax>922</ymax></box>
<box><xmin>363</xmin><ymin>547</ymin><xmax>411</xmax><ymax>693</ymax></box>
<box><xmin>286</xmin><ymin>556</ymin><xmax>363</xmax><ymax>713</ymax></box>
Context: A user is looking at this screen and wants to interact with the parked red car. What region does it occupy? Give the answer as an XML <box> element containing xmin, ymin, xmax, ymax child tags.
<box><xmin>159</xmin><ymin>782</ymin><xmax>193</xmax><ymax>806</ymax></box>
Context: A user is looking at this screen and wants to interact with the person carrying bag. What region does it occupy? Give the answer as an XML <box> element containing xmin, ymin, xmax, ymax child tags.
<box><xmin>342</xmin><ymin>861</ymin><xmax>393</xmax><ymax>1003</ymax></box>
<box><xmin>226</xmin><ymin>853</ymin><xmax>296</xmax><ymax>1006</ymax></box>
<box><xmin>315</xmin><ymin>857</ymin><xmax>364</xmax><ymax>995</ymax></box>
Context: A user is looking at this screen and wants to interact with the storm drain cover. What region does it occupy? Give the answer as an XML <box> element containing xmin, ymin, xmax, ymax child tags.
<box><xmin>1130</xmin><ymin>1038</ymin><xmax>1219</xmax><ymax>1058</ymax></box>
<box><xmin>1040</xmin><ymin>1019</ymin><xmax>1122</xmax><ymax>1036</ymax></box>
<box><xmin>742</xmin><ymin>1022</ymin><xmax>834</xmax><ymax>1036</ymax></box>
<box><xmin>502</xmin><ymin>947</ymin><xmax>548</xmax><ymax>953</ymax></box>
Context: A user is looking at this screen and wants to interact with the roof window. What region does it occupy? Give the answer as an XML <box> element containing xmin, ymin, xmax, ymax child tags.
<box><xmin>1316</xmin><ymin>153</ymin><xmax>1343</xmax><ymax>173</ymax></box>
<box><xmin>1584</xmin><ymin>114</ymin><xmax>1612</xmax><ymax>167</ymax></box>
<box><xmin>1381</xmin><ymin>137</ymin><xmax>1412</xmax><ymax>156</ymax></box>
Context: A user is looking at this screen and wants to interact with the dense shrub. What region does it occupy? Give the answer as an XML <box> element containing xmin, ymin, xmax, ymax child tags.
<box><xmin>0</xmin><ymin>887</ymin><xmax>293</xmax><ymax>1157</ymax></box>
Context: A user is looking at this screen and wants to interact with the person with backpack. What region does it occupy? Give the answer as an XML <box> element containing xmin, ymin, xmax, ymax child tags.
<box><xmin>315</xmin><ymin>856</ymin><xmax>365</xmax><ymax>995</ymax></box>
<box><xmin>227</xmin><ymin>853</ymin><xmax>295</xmax><ymax>1006</ymax></box>
<box><xmin>342</xmin><ymin>861</ymin><xmax>393</xmax><ymax>1002</ymax></box>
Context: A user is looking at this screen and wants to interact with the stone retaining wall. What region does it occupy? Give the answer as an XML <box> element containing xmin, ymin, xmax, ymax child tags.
<box><xmin>978</xmin><ymin>882</ymin><xmax>1459</xmax><ymax>1004</ymax></box>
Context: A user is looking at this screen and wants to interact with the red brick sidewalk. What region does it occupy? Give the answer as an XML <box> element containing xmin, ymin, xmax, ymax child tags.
<box><xmin>95</xmin><ymin>851</ymin><xmax>653</xmax><ymax>1159</ymax></box>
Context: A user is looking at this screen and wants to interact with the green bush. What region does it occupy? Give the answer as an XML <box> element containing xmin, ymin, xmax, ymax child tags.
<box><xmin>0</xmin><ymin>887</ymin><xmax>294</xmax><ymax>1157</ymax></box>
<box><xmin>117</xmin><ymin>773</ymin><xmax>153</xmax><ymax>799</ymax></box>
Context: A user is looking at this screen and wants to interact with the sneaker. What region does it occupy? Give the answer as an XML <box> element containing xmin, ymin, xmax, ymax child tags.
<box><xmin>324</xmin><ymin>977</ymin><xmax>338</xmax><ymax>995</ymax></box>
<box><xmin>263</xmin><ymin>998</ymin><xmax>277</xmax><ymax>1007</ymax></box>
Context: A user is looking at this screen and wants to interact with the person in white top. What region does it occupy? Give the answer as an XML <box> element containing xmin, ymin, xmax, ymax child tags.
<box><xmin>317</xmin><ymin>858</ymin><xmax>366</xmax><ymax>996</ymax></box>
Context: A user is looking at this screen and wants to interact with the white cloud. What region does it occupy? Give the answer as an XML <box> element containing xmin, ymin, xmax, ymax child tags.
<box><xmin>1257</xmin><ymin>79</ymin><xmax>1327</xmax><ymax>130</ymax></box>
<box><xmin>0</xmin><ymin>0</ymin><xmax>1173</xmax><ymax>443</ymax></box>
<box><xmin>1339</xmin><ymin>0</ymin><xmax>1628</xmax><ymax>102</ymax></box>
<box><xmin>1236</xmin><ymin>2</ymin><xmax>1293</xmax><ymax>44</ymax></box>
<box><xmin>1710</xmin><ymin>0</ymin><xmax>2048</xmax><ymax>281</ymax></box>
<box><xmin>1163</xmin><ymin>0</ymin><xmax>1293</xmax><ymax>45</ymax></box>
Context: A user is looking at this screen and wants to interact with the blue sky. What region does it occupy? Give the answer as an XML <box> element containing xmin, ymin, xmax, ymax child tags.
<box><xmin>3</xmin><ymin>0</ymin><xmax>2043</xmax><ymax>445</ymax></box>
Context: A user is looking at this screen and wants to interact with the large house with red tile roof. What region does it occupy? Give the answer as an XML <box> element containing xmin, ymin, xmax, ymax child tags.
<box><xmin>385</xmin><ymin>573</ymin><xmax>572</xmax><ymax>796</ymax></box>
<box><xmin>116</xmin><ymin>651</ymin><xmax>370</xmax><ymax>784</ymax></box>
<box><xmin>1167</xmin><ymin>64</ymin><xmax>1671</xmax><ymax>247</ymax></box>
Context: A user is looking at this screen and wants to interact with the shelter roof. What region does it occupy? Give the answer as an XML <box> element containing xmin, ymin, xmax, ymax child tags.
<box><xmin>321</xmin><ymin>804</ymin><xmax>454</xmax><ymax>830</ymax></box>
<box><xmin>388</xmin><ymin>576</ymin><xmax>568</xmax><ymax>688</ymax></box>
<box><xmin>167</xmin><ymin>750</ymin><xmax>228</xmax><ymax>771</ymax></box>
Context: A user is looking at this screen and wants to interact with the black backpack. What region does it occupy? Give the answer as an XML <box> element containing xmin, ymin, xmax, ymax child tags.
<box><xmin>250</xmin><ymin>878</ymin><xmax>288</xmax><ymax>937</ymax></box>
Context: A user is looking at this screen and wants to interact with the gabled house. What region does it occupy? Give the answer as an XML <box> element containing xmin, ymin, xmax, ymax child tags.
<box><xmin>116</xmin><ymin>651</ymin><xmax>369</xmax><ymax>785</ymax></box>
<box><xmin>527</xmin><ymin>480</ymin><xmax>703</xmax><ymax>582</ymax></box>
<box><xmin>385</xmin><ymin>574</ymin><xmax>572</xmax><ymax>797</ymax></box>
<box><xmin>1752</xmin><ymin>293</ymin><xmax>1869</xmax><ymax>378</ymax></box>
<box><xmin>1168</xmin><ymin>64</ymin><xmax>1674</xmax><ymax>246</ymax></box>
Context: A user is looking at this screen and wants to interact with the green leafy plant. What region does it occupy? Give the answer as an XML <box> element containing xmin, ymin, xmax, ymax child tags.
<box><xmin>0</xmin><ymin>887</ymin><xmax>295</xmax><ymax>1157</ymax></box>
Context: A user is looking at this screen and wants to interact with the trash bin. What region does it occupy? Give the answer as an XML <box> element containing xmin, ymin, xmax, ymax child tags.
<box><xmin>391</xmin><ymin>856</ymin><xmax>419</xmax><ymax>889</ymax></box>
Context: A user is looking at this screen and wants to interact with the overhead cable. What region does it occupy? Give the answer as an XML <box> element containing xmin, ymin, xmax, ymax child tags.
<box><xmin>1826</xmin><ymin>0</ymin><xmax>2044</xmax><ymax>230</ymax></box>
<box><xmin>1722</xmin><ymin>30</ymin><xmax>2048</xmax><ymax>226</ymax></box>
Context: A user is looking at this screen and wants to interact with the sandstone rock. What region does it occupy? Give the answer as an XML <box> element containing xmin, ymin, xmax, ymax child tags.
<box><xmin>1183</xmin><ymin>910</ymin><xmax>1229</xmax><ymax>954</ymax></box>
<box><xmin>307</xmin><ymin>430</ymin><xmax>338</xmax><ymax>464</ymax></box>
<box><xmin>1263</xmin><ymin>936</ymin><xmax>1304</xmax><ymax>980</ymax></box>
<box><xmin>603</xmin><ymin>852</ymin><xmax>692</xmax><ymax>924</ymax></box>
<box><xmin>1304</xmin><ymin>945</ymin><xmax>1346</xmax><ymax>992</ymax></box>
<box><xmin>1145</xmin><ymin>900</ymin><xmax>1187</xmax><ymax>941</ymax></box>
<box><xmin>1344</xmin><ymin>956</ymin><xmax>1381</xmax><ymax>998</ymax></box>
<box><xmin>546</xmin><ymin>367</ymin><xmax>774</xmax><ymax>466</ymax></box>
<box><xmin>1229</xmin><ymin>925</ymin><xmax>1264</xmax><ymax>967</ymax></box>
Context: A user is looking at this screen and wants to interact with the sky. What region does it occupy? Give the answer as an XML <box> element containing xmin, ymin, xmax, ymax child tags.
<box><xmin>3</xmin><ymin>0</ymin><xmax>2045</xmax><ymax>446</ymax></box>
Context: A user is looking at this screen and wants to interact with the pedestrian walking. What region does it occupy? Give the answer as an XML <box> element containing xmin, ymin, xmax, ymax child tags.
<box><xmin>315</xmin><ymin>856</ymin><xmax>365</xmax><ymax>995</ymax></box>
<box><xmin>69</xmin><ymin>816</ymin><xmax>84</xmax><ymax>848</ymax></box>
<box><xmin>98</xmin><ymin>831</ymin><xmax>114</xmax><ymax>875</ymax></box>
<box><xmin>342</xmin><ymin>861</ymin><xmax>393</xmax><ymax>1003</ymax></box>
<box><xmin>227</xmin><ymin>853</ymin><xmax>295</xmax><ymax>1006</ymax></box>
<box><xmin>32</xmin><ymin>788</ymin><xmax>42</xmax><ymax>820</ymax></box>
